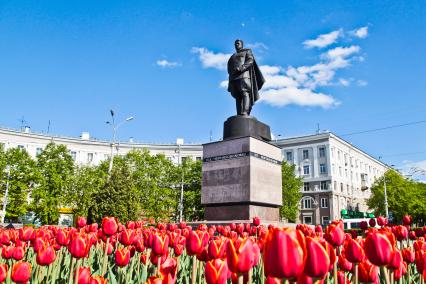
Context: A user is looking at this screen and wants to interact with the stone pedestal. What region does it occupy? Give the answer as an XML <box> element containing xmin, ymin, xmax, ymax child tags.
<box><xmin>223</xmin><ymin>115</ymin><xmax>271</xmax><ymax>142</ymax></box>
<box><xmin>201</xmin><ymin>136</ymin><xmax>282</xmax><ymax>222</ymax></box>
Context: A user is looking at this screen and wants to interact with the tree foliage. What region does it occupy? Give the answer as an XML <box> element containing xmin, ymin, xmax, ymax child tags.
<box><xmin>280</xmin><ymin>161</ymin><xmax>303</xmax><ymax>223</ymax></box>
<box><xmin>181</xmin><ymin>159</ymin><xmax>203</xmax><ymax>221</ymax></box>
<box><xmin>367</xmin><ymin>169</ymin><xmax>426</xmax><ymax>224</ymax></box>
<box><xmin>31</xmin><ymin>143</ymin><xmax>74</xmax><ymax>225</ymax></box>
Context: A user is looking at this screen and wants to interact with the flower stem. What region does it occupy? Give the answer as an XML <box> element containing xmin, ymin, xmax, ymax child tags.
<box><xmin>101</xmin><ymin>237</ymin><xmax>110</xmax><ymax>276</ymax></box>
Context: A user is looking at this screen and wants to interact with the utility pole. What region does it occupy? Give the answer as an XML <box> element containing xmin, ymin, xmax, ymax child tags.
<box><xmin>383</xmin><ymin>176</ymin><xmax>389</xmax><ymax>218</ymax></box>
<box><xmin>176</xmin><ymin>138</ymin><xmax>184</xmax><ymax>222</ymax></box>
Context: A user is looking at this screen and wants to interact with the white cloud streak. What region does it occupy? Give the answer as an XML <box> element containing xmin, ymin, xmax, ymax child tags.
<box><xmin>303</xmin><ymin>29</ymin><xmax>342</xmax><ymax>49</ymax></box>
<box><xmin>352</xmin><ymin>26</ymin><xmax>369</xmax><ymax>39</ymax></box>
<box><xmin>191</xmin><ymin>47</ymin><xmax>230</xmax><ymax>70</ymax></box>
<box><xmin>156</xmin><ymin>60</ymin><xmax>181</xmax><ymax>68</ymax></box>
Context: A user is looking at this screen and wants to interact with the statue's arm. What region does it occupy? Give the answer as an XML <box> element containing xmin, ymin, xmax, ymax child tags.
<box><xmin>238</xmin><ymin>49</ymin><xmax>254</xmax><ymax>72</ymax></box>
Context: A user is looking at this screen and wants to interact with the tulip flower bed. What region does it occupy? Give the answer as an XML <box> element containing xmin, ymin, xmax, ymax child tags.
<box><xmin>0</xmin><ymin>215</ymin><xmax>425</xmax><ymax>284</ymax></box>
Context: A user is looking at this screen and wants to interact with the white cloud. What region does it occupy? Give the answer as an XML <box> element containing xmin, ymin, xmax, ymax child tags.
<box><xmin>352</xmin><ymin>26</ymin><xmax>369</xmax><ymax>39</ymax></box>
<box><xmin>322</xmin><ymin>45</ymin><xmax>361</xmax><ymax>61</ymax></box>
<box><xmin>156</xmin><ymin>60</ymin><xmax>181</xmax><ymax>68</ymax></box>
<box><xmin>260</xmin><ymin>87</ymin><xmax>338</xmax><ymax>108</ymax></box>
<box><xmin>191</xmin><ymin>47</ymin><xmax>230</xmax><ymax>70</ymax></box>
<box><xmin>339</xmin><ymin>78</ymin><xmax>350</xmax><ymax>86</ymax></box>
<box><xmin>246</xmin><ymin>42</ymin><xmax>269</xmax><ymax>52</ymax></box>
<box><xmin>303</xmin><ymin>29</ymin><xmax>342</xmax><ymax>49</ymax></box>
<box><xmin>357</xmin><ymin>80</ymin><xmax>368</xmax><ymax>86</ymax></box>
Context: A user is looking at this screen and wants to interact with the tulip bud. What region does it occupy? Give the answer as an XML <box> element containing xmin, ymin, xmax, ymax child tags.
<box><xmin>18</xmin><ymin>226</ymin><xmax>34</xmax><ymax>242</ymax></box>
<box><xmin>360</xmin><ymin>221</ymin><xmax>368</xmax><ymax>231</ymax></box>
<box><xmin>324</xmin><ymin>220</ymin><xmax>345</xmax><ymax>247</ymax></box>
<box><xmin>76</xmin><ymin>267</ymin><xmax>91</xmax><ymax>284</ymax></box>
<box><xmin>77</xmin><ymin>216</ymin><xmax>87</xmax><ymax>228</ymax></box>
<box><xmin>205</xmin><ymin>258</ymin><xmax>228</xmax><ymax>284</ymax></box>
<box><xmin>68</xmin><ymin>233</ymin><xmax>90</xmax><ymax>259</ymax></box>
<box><xmin>337</xmin><ymin>254</ymin><xmax>353</xmax><ymax>272</ymax></box>
<box><xmin>11</xmin><ymin>262</ymin><xmax>32</xmax><ymax>284</ymax></box>
<box><xmin>0</xmin><ymin>263</ymin><xmax>7</xmax><ymax>283</ymax></box>
<box><xmin>119</xmin><ymin>229</ymin><xmax>135</xmax><ymax>246</ymax></box>
<box><xmin>90</xmin><ymin>275</ymin><xmax>108</xmax><ymax>284</ymax></box>
<box><xmin>151</xmin><ymin>233</ymin><xmax>170</xmax><ymax>256</ymax></box>
<box><xmin>402</xmin><ymin>247</ymin><xmax>415</xmax><ymax>263</ymax></box>
<box><xmin>115</xmin><ymin>247</ymin><xmax>131</xmax><ymax>267</ymax></box>
<box><xmin>102</xmin><ymin>217</ymin><xmax>118</xmax><ymax>236</ymax></box>
<box><xmin>253</xmin><ymin>216</ymin><xmax>261</xmax><ymax>226</ymax></box>
<box><xmin>227</xmin><ymin>237</ymin><xmax>257</xmax><ymax>274</ymax></box>
<box><xmin>395</xmin><ymin>225</ymin><xmax>408</xmax><ymax>241</ymax></box>
<box><xmin>344</xmin><ymin>238</ymin><xmax>365</xmax><ymax>263</ymax></box>
<box><xmin>376</xmin><ymin>216</ymin><xmax>387</xmax><ymax>226</ymax></box>
<box><xmin>369</xmin><ymin>218</ymin><xmax>376</xmax><ymax>227</ymax></box>
<box><xmin>1</xmin><ymin>245</ymin><xmax>13</xmax><ymax>259</ymax></box>
<box><xmin>208</xmin><ymin>237</ymin><xmax>227</xmax><ymax>260</ymax></box>
<box><xmin>186</xmin><ymin>230</ymin><xmax>209</xmax><ymax>256</ymax></box>
<box><xmin>304</xmin><ymin>237</ymin><xmax>330</xmax><ymax>279</ymax></box>
<box><xmin>263</xmin><ymin>227</ymin><xmax>305</xmax><ymax>280</ymax></box>
<box><xmin>36</xmin><ymin>245</ymin><xmax>56</xmax><ymax>266</ymax></box>
<box><xmin>358</xmin><ymin>260</ymin><xmax>379</xmax><ymax>283</ymax></box>
<box><xmin>402</xmin><ymin>215</ymin><xmax>412</xmax><ymax>226</ymax></box>
<box><xmin>364</xmin><ymin>232</ymin><xmax>394</xmax><ymax>266</ymax></box>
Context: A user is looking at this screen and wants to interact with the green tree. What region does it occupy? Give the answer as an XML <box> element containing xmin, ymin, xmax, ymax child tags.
<box><xmin>124</xmin><ymin>150</ymin><xmax>177</xmax><ymax>221</ymax></box>
<box><xmin>368</xmin><ymin>169</ymin><xmax>426</xmax><ymax>224</ymax></box>
<box><xmin>1</xmin><ymin>148</ymin><xmax>39</xmax><ymax>222</ymax></box>
<box><xmin>31</xmin><ymin>143</ymin><xmax>74</xmax><ymax>225</ymax></box>
<box><xmin>181</xmin><ymin>159</ymin><xmax>203</xmax><ymax>221</ymax></box>
<box><xmin>65</xmin><ymin>165</ymin><xmax>105</xmax><ymax>219</ymax></box>
<box><xmin>89</xmin><ymin>157</ymin><xmax>141</xmax><ymax>223</ymax></box>
<box><xmin>280</xmin><ymin>161</ymin><xmax>303</xmax><ymax>222</ymax></box>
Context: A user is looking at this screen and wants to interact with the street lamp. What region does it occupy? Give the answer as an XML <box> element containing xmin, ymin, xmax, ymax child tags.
<box><xmin>106</xmin><ymin>110</ymin><xmax>134</xmax><ymax>174</ymax></box>
<box><xmin>1</xmin><ymin>165</ymin><xmax>11</xmax><ymax>224</ymax></box>
<box><xmin>176</xmin><ymin>138</ymin><xmax>184</xmax><ymax>222</ymax></box>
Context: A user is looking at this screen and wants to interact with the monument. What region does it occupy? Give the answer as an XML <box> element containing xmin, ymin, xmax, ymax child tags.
<box><xmin>201</xmin><ymin>40</ymin><xmax>282</xmax><ymax>223</ymax></box>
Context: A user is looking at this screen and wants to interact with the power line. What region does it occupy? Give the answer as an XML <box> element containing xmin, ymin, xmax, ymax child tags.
<box><xmin>340</xmin><ymin>120</ymin><xmax>426</xmax><ymax>137</ymax></box>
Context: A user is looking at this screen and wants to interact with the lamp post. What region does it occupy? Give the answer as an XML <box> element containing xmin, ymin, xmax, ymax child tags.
<box><xmin>383</xmin><ymin>175</ymin><xmax>389</xmax><ymax>218</ymax></box>
<box><xmin>106</xmin><ymin>110</ymin><xmax>134</xmax><ymax>174</ymax></box>
<box><xmin>176</xmin><ymin>138</ymin><xmax>184</xmax><ymax>222</ymax></box>
<box><xmin>1</xmin><ymin>165</ymin><xmax>11</xmax><ymax>224</ymax></box>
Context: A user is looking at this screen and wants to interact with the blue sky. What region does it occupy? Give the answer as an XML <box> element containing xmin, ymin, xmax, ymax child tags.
<box><xmin>0</xmin><ymin>1</ymin><xmax>425</xmax><ymax>178</ymax></box>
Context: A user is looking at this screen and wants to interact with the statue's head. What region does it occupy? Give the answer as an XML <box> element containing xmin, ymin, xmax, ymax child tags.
<box><xmin>234</xmin><ymin>39</ymin><xmax>243</xmax><ymax>51</ymax></box>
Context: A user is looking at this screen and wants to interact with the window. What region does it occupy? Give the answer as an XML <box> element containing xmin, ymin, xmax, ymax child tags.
<box><xmin>347</xmin><ymin>184</ymin><xmax>350</xmax><ymax>194</ymax></box>
<box><xmin>319</xmin><ymin>147</ymin><xmax>326</xmax><ymax>157</ymax></box>
<box><xmin>331</xmin><ymin>148</ymin><xmax>334</xmax><ymax>158</ymax></box>
<box><xmin>182</xmin><ymin>157</ymin><xmax>189</xmax><ymax>163</ymax></box>
<box><xmin>340</xmin><ymin>183</ymin><xmax>344</xmax><ymax>192</ymax></box>
<box><xmin>303</xmin><ymin>165</ymin><xmax>310</xmax><ymax>175</ymax></box>
<box><xmin>303</xmin><ymin>150</ymin><xmax>309</xmax><ymax>159</ymax></box>
<box><xmin>333</xmin><ymin>181</ymin><xmax>337</xmax><ymax>191</ymax></box>
<box><xmin>303</xmin><ymin>216</ymin><xmax>313</xmax><ymax>224</ymax></box>
<box><xmin>87</xmin><ymin>153</ymin><xmax>94</xmax><ymax>163</ymax></box>
<box><xmin>36</xmin><ymin>148</ymin><xmax>43</xmax><ymax>156</ymax></box>
<box><xmin>286</xmin><ymin>151</ymin><xmax>293</xmax><ymax>161</ymax></box>
<box><xmin>320</xmin><ymin>181</ymin><xmax>327</xmax><ymax>190</ymax></box>
<box><xmin>332</xmin><ymin>163</ymin><xmax>336</xmax><ymax>174</ymax></box>
<box><xmin>196</xmin><ymin>157</ymin><xmax>202</xmax><ymax>161</ymax></box>
<box><xmin>320</xmin><ymin>163</ymin><xmax>327</xmax><ymax>174</ymax></box>
<box><xmin>303</xmin><ymin>182</ymin><xmax>310</xmax><ymax>192</ymax></box>
<box><xmin>339</xmin><ymin>167</ymin><xmax>342</xmax><ymax>177</ymax></box>
<box><xmin>322</xmin><ymin>216</ymin><xmax>330</xmax><ymax>225</ymax></box>
<box><xmin>345</xmin><ymin>169</ymin><xmax>348</xmax><ymax>177</ymax></box>
<box><xmin>302</xmin><ymin>199</ymin><xmax>312</xmax><ymax>209</ymax></box>
<box><xmin>18</xmin><ymin>145</ymin><xmax>25</xmax><ymax>150</ymax></box>
<box><xmin>338</xmin><ymin>150</ymin><xmax>341</xmax><ymax>160</ymax></box>
<box><xmin>71</xmin><ymin>151</ymin><xmax>77</xmax><ymax>161</ymax></box>
<box><xmin>321</xmin><ymin>198</ymin><xmax>329</xmax><ymax>208</ymax></box>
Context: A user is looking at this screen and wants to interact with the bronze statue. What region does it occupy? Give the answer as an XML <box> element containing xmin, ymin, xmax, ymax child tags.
<box><xmin>227</xmin><ymin>39</ymin><xmax>265</xmax><ymax>116</ymax></box>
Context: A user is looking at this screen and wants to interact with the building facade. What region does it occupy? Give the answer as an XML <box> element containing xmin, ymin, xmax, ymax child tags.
<box><xmin>0</xmin><ymin>127</ymin><xmax>387</xmax><ymax>225</ymax></box>
<box><xmin>274</xmin><ymin>132</ymin><xmax>388</xmax><ymax>225</ymax></box>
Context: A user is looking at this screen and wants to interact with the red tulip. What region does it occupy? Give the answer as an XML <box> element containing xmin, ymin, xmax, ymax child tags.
<box><xmin>304</xmin><ymin>237</ymin><xmax>330</xmax><ymax>279</ymax></box>
<box><xmin>77</xmin><ymin>216</ymin><xmax>87</xmax><ymax>228</ymax></box>
<box><xmin>0</xmin><ymin>263</ymin><xmax>7</xmax><ymax>283</ymax></box>
<box><xmin>68</xmin><ymin>233</ymin><xmax>90</xmax><ymax>259</ymax></box>
<box><xmin>140</xmin><ymin>253</ymin><xmax>148</xmax><ymax>265</ymax></box>
<box><xmin>337</xmin><ymin>270</ymin><xmax>350</xmax><ymax>284</ymax></box>
<box><xmin>89</xmin><ymin>275</ymin><xmax>108</xmax><ymax>284</ymax></box>
<box><xmin>344</xmin><ymin>238</ymin><xmax>365</xmax><ymax>263</ymax></box>
<box><xmin>376</xmin><ymin>216</ymin><xmax>387</xmax><ymax>226</ymax></box>
<box><xmin>369</xmin><ymin>218</ymin><xmax>376</xmax><ymax>227</ymax></box>
<box><xmin>76</xmin><ymin>267</ymin><xmax>91</xmax><ymax>284</ymax></box>
<box><xmin>265</xmin><ymin>277</ymin><xmax>281</xmax><ymax>284</ymax></box>
<box><xmin>296</xmin><ymin>274</ymin><xmax>324</xmax><ymax>284</ymax></box>
<box><xmin>364</xmin><ymin>231</ymin><xmax>394</xmax><ymax>266</ymax></box>
<box><xmin>146</xmin><ymin>276</ymin><xmax>164</xmax><ymax>284</ymax></box>
<box><xmin>263</xmin><ymin>227</ymin><xmax>305</xmax><ymax>280</ymax></box>
<box><xmin>394</xmin><ymin>225</ymin><xmax>408</xmax><ymax>241</ymax></box>
<box><xmin>18</xmin><ymin>226</ymin><xmax>34</xmax><ymax>242</ymax></box>
<box><xmin>388</xmin><ymin>249</ymin><xmax>403</xmax><ymax>270</ymax></box>
<box><xmin>134</xmin><ymin>236</ymin><xmax>145</xmax><ymax>253</ymax></box>
<box><xmin>337</xmin><ymin>254</ymin><xmax>353</xmax><ymax>272</ymax></box>
<box><xmin>119</xmin><ymin>229</ymin><xmax>135</xmax><ymax>246</ymax></box>
<box><xmin>151</xmin><ymin>233</ymin><xmax>170</xmax><ymax>256</ymax></box>
<box><xmin>208</xmin><ymin>237</ymin><xmax>227</xmax><ymax>259</ymax></box>
<box><xmin>102</xmin><ymin>217</ymin><xmax>118</xmax><ymax>236</ymax></box>
<box><xmin>0</xmin><ymin>231</ymin><xmax>10</xmax><ymax>245</ymax></box>
<box><xmin>360</xmin><ymin>221</ymin><xmax>368</xmax><ymax>231</ymax></box>
<box><xmin>205</xmin><ymin>259</ymin><xmax>228</xmax><ymax>284</ymax></box>
<box><xmin>56</xmin><ymin>228</ymin><xmax>71</xmax><ymax>246</ymax></box>
<box><xmin>394</xmin><ymin>262</ymin><xmax>407</xmax><ymax>281</ymax></box>
<box><xmin>358</xmin><ymin>260</ymin><xmax>379</xmax><ymax>283</ymax></box>
<box><xmin>159</xmin><ymin>257</ymin><xmax>178</xmax><ymax>284</ymax></box>
<box><xmin>253</xmin><ymin>217</ymin><xmax>260</xmax><ymax>226</ymax></box>
<box><xmin>402</xmin><ymin>247</ymin><xmax>415</xmax><ymax>263</ymax></box>
<box><xmin>227</xmin><ymin>237</ymin><xmax>257</xmax><ymax>274</ymax></box>
<box><xmin>11</xmin><ymin>262</ymin><xmax>32</xmax><ymax>284</ymax></box>
<box><xmin>36</xmin><ymin>245</ymin><xmax>56</xmax><ymax>266</ymax></box>
<box><xmin>402</xmin><ymin>215</ymin><xmax>412</xmax><ymax>226</ymax></box>
<box><xmin>324</xmin><ymin>220</ymin><xmax>345</xmax><ymax>247</ymax></box>
<box><xmin>186</xmin><ymin>230</ymin><xmax>209</xmax><ymax>256</ymax></box>
<box><xmin>115</xmin><ymin>247</ymin><xmax>131</xmax><ymax>267</ymax></box>
<box><xmin>1</xmin><ymin>245</ymin><xmax>13</xmax><ymax>259</ymax></box>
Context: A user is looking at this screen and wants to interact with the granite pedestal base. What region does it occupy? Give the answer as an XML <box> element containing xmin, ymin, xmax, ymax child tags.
<box><xmin>202</xmin><ymin>136</ymin><xmax>282</xmax><ymax>222</ymax></box>
<box><xmin>223</xmin><ymin>115</ymin><xmax>271</xmax><ymax>141</ymax></box>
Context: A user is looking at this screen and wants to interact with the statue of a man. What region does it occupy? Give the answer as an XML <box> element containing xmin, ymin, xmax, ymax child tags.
<box><xmin>227</xmin><ymin>39</ymin><xmax>265</xmax><ymax>116</ymax></box>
